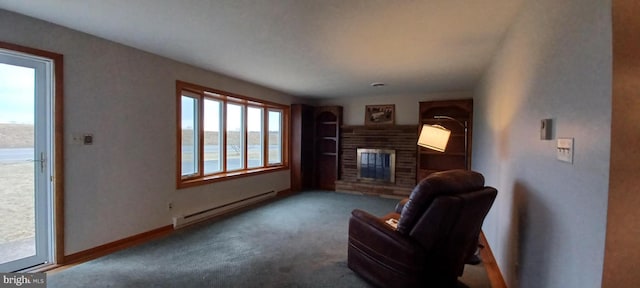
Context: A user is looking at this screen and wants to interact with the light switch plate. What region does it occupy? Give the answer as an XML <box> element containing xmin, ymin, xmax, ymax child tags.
<box><xmin>557</xmin><ymin>138</ymin><xmax>574</xmax><ymax>163</ymax></box>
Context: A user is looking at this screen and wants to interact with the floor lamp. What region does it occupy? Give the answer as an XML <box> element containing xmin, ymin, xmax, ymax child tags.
<box><xmin>417</xmin><ymin>115</ymin><xmax>469</xmax><ymax>170</ymax></box>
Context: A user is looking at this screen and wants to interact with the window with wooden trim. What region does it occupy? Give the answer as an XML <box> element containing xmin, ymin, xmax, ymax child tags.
<box><xmin>177</xmin><ymin>81</ymin><xmax>289</xmax><ymax>188</ymax></box>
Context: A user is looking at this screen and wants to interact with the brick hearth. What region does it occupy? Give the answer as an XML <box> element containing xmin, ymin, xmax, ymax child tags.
<box><xmin>336</xmin><ymin>125</ymin><xmax>418</xmax><ymax>198</ymax></box>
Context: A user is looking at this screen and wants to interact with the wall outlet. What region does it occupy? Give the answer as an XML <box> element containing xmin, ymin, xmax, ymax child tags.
<box><xmin>71</xmin><ymin>133</ymin><xmax>84</xmax><ymax>144</ymax></box>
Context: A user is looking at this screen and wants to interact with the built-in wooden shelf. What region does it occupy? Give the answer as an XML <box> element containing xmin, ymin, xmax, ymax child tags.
<box><xmin>314</xmin><ymin>106</ymin><xmax>342</xmax><ymax>190</ymax></box>
<box><xmin>419</xmin><ymin>151</ymin><xmax>466</xmax><ymax>156</ymax></box>
<box><xmin>417</xmin><ymin>99</ymin><xmax>473</xmax><ymax>182</ymax></box>
<box><xmin>291</xmin><ymin>105</ymin><xmax>343</xmax><ymax>192</ymax></box>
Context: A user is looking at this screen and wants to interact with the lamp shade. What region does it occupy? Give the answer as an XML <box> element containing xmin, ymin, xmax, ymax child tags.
<box><xmin>417</xmin><ymin>124</ymin><xmax>451</xmax><ymax>152</ymax></box>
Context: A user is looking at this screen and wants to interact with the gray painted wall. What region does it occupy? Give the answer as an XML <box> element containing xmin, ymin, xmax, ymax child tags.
<box><xmin>0</xmin><ymin>9</ymin><xmax>297</xmax><ymax>255</ymax></box>
<box><xmin>473</xmin><ymin>0</ymin><xmax>611</xmax><ymax>287</ymax></box>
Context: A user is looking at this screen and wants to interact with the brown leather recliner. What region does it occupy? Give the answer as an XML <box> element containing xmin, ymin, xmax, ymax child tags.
<box><xmin>347</xmin><ymin>169</ymin><xmax>497</xmax><ymax>288</ymax></box>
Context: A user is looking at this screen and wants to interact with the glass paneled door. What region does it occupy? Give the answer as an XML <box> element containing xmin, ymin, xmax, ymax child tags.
<box><xmin>0</xmin><ymin>50</ymin><xmax>53</xmax><ymax>272</ymax></box>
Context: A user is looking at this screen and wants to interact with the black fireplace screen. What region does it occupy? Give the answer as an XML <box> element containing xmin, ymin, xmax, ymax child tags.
<box><xmin>356</xmin><ymin>148</ymin><xmax>396</xmax><ymax>183</ymax></box>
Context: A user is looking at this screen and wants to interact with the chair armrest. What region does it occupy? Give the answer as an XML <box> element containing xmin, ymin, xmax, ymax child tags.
<box><xmin>351</xmin><ymin>209</ymin><xmax>401</xmax><ymax>238</ymax></box>
<box><xmin>349</xmin><ymin>209</ymin><xmax>423</xmax><ymax>263</ymax></box>
<box><xmin>395</xmin><ymin>198</ymin><xmax>409</xmax><ymax>213</ymax></box>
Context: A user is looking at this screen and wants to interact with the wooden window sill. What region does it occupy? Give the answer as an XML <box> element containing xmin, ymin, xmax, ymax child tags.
<box><xmin>178</xmin><ymin>165</ymin><xmax>288</xmax><ymax>189</ymax></box>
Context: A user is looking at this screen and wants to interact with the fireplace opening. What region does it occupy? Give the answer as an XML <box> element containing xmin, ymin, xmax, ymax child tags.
<box><xmin>356</xmin><ymin>148</ymin><xmax>396</xmax><ymax>183</ymax></box>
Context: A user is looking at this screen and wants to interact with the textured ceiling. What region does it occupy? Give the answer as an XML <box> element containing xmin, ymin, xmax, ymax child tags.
<box><xmin>0</xmin><ymin>0</ymin><xmax>523</xmax><ymax>98</ymax></box>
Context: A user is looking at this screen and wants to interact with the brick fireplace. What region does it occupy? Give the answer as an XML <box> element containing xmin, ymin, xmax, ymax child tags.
<box><xmin>335</xmin><ymin>125</ymin><xmax>418</xmax><ymax>198</ymax></box>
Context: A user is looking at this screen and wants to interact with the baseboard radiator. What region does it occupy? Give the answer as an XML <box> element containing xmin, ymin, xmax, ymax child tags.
<box><xmin>172</xmin><ymin>190</ymin><xmax>277</xmax><ymax>229</ymax></box>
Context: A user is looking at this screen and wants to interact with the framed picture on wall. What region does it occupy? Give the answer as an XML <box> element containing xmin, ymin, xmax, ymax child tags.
<box><xmin>365</xmin><ymin>104</ymin><xmax>395</xmax><ymax>125</ymax></box>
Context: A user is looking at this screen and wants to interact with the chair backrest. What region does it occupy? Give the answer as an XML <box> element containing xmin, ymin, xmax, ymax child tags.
<box><xmin>396</xmin><ymin>169</ymin><xmax>498</xmax><ymax>278</ymax></box>
<box><xmin>442</xmin><ymin>187</ymin><xmax>497</xmax><ymax>275</ymax></box>
<box><xmin>396</xmin><ymin>169</ymin><xmax>485</xmax><ymax>234</ymax></box>
<box><xmin>412</xmin><ymin>187</ymin><xmax>497</xmax><ymax>276</ymax></box>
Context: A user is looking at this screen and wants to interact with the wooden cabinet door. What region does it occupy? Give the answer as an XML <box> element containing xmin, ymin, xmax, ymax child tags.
<box><xmin>291</xmin><ymin>104</ymin><xmax>314</xmax><ymax>191</ymax></box>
